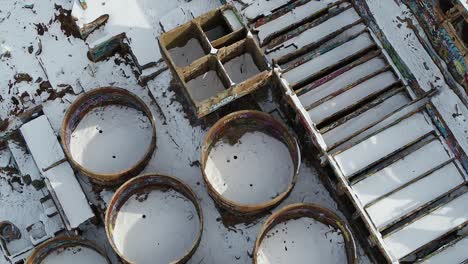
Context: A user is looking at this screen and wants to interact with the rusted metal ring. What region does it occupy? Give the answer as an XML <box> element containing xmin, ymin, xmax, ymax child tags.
<box><xmin>60</xmin><ymin>87</ymin><xmax>156</xmax><ymax>185</ymax></box>
<box><xmin>253</xmin><ymin>203</ymin><xmax>357</xmax><ymax>264</ymax></box>
<box><xmin>26</xmin><ymin>236</ymin><xmax>110</xmax><ymax>264</ymax></box>
<box><xmin>105</xmin><ymin>174</ymin><xmax>203</xmax><ymax>264</ymax></box>
<box><xmin>201</xmin><ymin>110</ymin><xmax>301</xmax><ymax>215</ymax></box>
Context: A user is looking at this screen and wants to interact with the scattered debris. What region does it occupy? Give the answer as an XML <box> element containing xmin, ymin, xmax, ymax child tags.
<box><xmin>13</xmin><ymin>73</ymin><xmax>32</xmax><ymax>84</ymax></box>
<box><xmin>87</xmin><ymin>33</ymin><xmax>128</xmax><ymax>62</ymax></box>
<box><xmin>79</xmin><ymin>0</ymin><xmax>88</xmax><ymax>10</ymax></box>
<box><xmin>79</xmin><ymin>14</ymin><xmax>109</xmax><ymax>40</ymax></box>
<box><xmin>0</xmin><ymin>222</ymin><xmax>21</xmax><ymax>243</ymax></box>
<box><xmin>22</xmin><ymin>4</ymin><xmax>34</xmax><ymax>10</ymax></box>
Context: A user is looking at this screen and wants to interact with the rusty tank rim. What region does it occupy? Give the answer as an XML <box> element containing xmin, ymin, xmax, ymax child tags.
<box><xmin>253</xmin><ymin>203</ymin><xmax>357</xmax><ymax>264</ymax></box>
<box><xmin>200</xmin><ymin>110</ymin><xmax>301</xmax><ymax>215</ymax></box>
<box><xmin>26</xmin><ymin>236</ymin><xmax>110</xmax><ymax>264</ymax></box>
<box><xmin>105</xmin><ymin>173</ymin><xmax>203</xmax><ymax>264</ymax></box>
<box><xmin>60</xmin><ymin>87</ymin><xmax>157</xmax><ymax>185</ymax></box>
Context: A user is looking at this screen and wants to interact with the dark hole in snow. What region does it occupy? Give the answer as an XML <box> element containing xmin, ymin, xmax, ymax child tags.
<box><xmin>461</xmin><ymin>20</ymin><xmax>468</xmax><ymax>46</ymax></box>
<box><xmin>438</xmin><ymin>0</ymin><xmax>454</xmax><ymax>13</ymax></box>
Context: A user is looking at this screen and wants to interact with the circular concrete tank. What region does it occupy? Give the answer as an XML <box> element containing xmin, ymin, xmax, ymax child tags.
<box><xmin>61</xmin><ymin>87</ymin><xmax>156</xmax><ymax>185</ymax></box>
<box><xmin>105</xmin><ymin>174</ymin><xmax>203</xmax><ymax>264</ymax></box>
<box><xmin>201</xmin><ymin>110</ymin><xmax>300</xmax><ymax>215</ymax></box>
<box><xmin>253</xmin><ymin>203</ymin><xmax>357</xmax><ymax>264</ymax></box>
<box><xmin>26</xmin><ymin>236</ymin><xmax>109</xmax><ymax>264</ymax></box>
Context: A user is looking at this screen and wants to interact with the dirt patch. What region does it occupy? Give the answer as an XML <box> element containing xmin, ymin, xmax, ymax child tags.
<box><xmin>0</xmin><ymin>50</ymin><xmax>11</xmax><ymax>60</ymax></box>
<box><xmin>215</xmin><ymin>204</ymin><xmax>267</xmax><ymax>228</ymax></box>
<box><xmin>0</xmin><ymin>119</ymin><xmax>9</xmax><ymax>132</ymax></box>
<box><xmin>8</xmin><ymin>132</ymin><xmax>28</xmax><ymax>151</ymax></box>
<box><xmin>34</xmin><ymin>23</ymin><xmax>48</xmax><ymax>36</ymax></box>
<box><xmin>54</xmin><ymin>4</ymin><xmax>80</xmax><ymax>38</ymax></box>
<box><xmin>19</xmin><ymin>91</ymin><xmax>34</xmax><ymax>105</ymax></box>
<box><xmin>36</xmin><ymin>81</ymin><xmax>75</xmax><ymax>101</ymax></box>
<box><xmin>14</xmin><ymin>73</ymin><xmax>32</xmax><ymax>83</ymax></box>
<box><xmin>31</xmin><ymin>179</ymin><xmax>45</xmax><ymax>190</ymax></box>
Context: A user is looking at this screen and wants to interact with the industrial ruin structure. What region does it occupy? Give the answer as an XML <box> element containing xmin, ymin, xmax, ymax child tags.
<box><xmin>0</xmin><ymin>0</ymin><xmax>467</xmax><ymax>263</ymax></box>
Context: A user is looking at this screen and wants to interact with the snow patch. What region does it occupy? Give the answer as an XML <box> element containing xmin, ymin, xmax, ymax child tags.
<box><xmin>69</xmin><ymin>105</ymin><xmax>153</xmax><ymax>175</ymax></box>
<box><xmin>257</xmin><ymin>217</ymin><xmax>346</xmax><ymax>263</ymax></box>
<box><xmin>112</xmin><ymin>189</ymin><xmax>200</xmax><ymax>264</ymax></box>
<box><xmin>205</xmin><ymin>131</ymin><xmax>294</xmax><ymax>205</ymax></box>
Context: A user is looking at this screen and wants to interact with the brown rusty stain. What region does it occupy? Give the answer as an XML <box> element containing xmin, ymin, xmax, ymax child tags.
<box><xmin>200</xmin><ymin>110</ymin><xmax>301</xmax><ymax>215</ymax></box>
<box><xmin>105</xmin><ymin>174</ymin><xmax>203</xmax><ymax>264</ymax></box>
<box><xmin>60</xmin><ymin>87</ymin><xmax>157</xmax><ymax>185</ymax></box>
<box><xmin>26</xmin><ymin>236</ymin><xmax>110</xmax><ymax>264</ymax></box>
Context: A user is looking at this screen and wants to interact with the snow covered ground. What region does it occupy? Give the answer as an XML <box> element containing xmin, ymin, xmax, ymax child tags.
<box><xmin>1</xmin><ymin>0</ymin><xmax>466</xmax><ymax>263</ymax></box>
<box><xmin>0</xmin><ymin>1</ymin><xmax>371</xmax><ymax>263</ymax></box>
<box><xmin>71</xmin><ymin>0</ymin><xmax>220</xmax><ymax>67</ymax></box>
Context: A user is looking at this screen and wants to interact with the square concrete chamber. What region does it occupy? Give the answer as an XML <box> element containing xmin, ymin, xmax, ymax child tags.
<box><xmin>159</xmin><ymin>4</ymin><xmax>271</xmax><ymax>118</ymax></box>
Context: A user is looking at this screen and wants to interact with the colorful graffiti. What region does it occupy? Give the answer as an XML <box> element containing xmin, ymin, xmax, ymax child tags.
<box><xmin>402</xmin><ymin>0</ymin><xmax>468</xmax><ymax>87</ymax></box>
<box><xmin>352</xmin><ymin>0</ymin><xmax>423</xmax><ymax>93</ymax></box>
<box><xmin>352</xmin><ymin>0</ymin><xmax>468</xmax><ymax>173</ymax></box>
